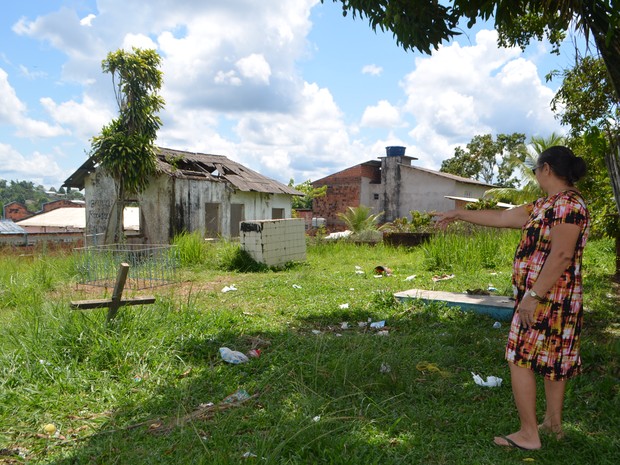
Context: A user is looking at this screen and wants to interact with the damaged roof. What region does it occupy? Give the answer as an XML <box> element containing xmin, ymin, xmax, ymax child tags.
<box><xmin>63</xmin><ymin>147</ymin><xmax>302</xmax><ymax>196</ymax></box>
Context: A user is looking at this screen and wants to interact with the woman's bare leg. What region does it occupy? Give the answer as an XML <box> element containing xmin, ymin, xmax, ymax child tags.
<box><xmin>494</xmin><ymin>362</ymin><xmax>542</xmax><ymax>450</ymax></box>
<box><xmin>539</xmin><ymin>377</ymin><xmax>567</xmax><ymax>439</ymax></box>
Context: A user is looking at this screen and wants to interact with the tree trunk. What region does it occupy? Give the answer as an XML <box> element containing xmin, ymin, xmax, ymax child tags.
<box><xmin>616</xmin><ymin>234</ymin><xmax>620</xmax><ymax>279</ymax></box>
<box><xmin>586</xmin><ymin>5</ymin><xmax>620</xmax><ymax>217</ymax></box>
<box><xmin>114</xmin><ymin>180</ymin><xmax>125</xmax><ymax>244</ymax></box>
<box><xmin>604</xmin><ymin>139</ymin><xmax>620</xmax><ymax>217</ymax></box>
<box><xmin>104</xmin><ymin>180</ymin><xmax>125</xmax><ymax>244</ymax></box>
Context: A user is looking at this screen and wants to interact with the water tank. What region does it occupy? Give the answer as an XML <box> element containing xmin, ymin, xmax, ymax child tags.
<box><xmin>386</xmin><ymin>146</ymin><xmax>406</xmax><ymax>157</ymax></box>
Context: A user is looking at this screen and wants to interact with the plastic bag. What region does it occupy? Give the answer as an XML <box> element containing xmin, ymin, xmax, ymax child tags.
<box><xmin>219</xmin><ymin>347</ymin><xmax>249</xmax><ymax>364</ymax></box>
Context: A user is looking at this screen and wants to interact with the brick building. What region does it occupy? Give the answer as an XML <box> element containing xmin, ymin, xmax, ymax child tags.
<box><xmin>3</xmin><ymin>201</ymin><xmax>34</xmax><ymax>222</ymax></box>
<box><xmin>312</xmin><ymin>147</ymin><xmax>494</xmax><ymax>229</ymax></box>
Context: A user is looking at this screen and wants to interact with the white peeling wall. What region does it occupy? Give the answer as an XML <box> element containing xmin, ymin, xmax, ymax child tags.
<box><xmin>84</xmin><ymin>171</ymin><xmax>117</xmax><ymax>243</ymax></box>
<box><xmin>230</xmin><ymin>191</ymin><xmax>293</xmax><ymax>221</ymax></box>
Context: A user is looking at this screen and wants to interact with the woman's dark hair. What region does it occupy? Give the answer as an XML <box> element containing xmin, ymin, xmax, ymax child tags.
<box><xmin>537</xmin><ymin>146</ymin><xmax>587</xmax><ymax>185</ymax></box>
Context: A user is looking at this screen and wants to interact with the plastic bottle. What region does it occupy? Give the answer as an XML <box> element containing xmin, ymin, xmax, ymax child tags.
<box><xmin>219</xmin><ymin>347</ymin><xmax>249</xmax><ymax>364</ymax></box>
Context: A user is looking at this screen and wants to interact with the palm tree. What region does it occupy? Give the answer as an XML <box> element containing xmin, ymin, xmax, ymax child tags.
<box><xmin>337</xmin><ymin>205</ymin><xmax>384</xmax><ymax>233</ymax></box>
<box><xmin>484</xmin><ymin>133</ymin><xmax>566</xmax><ymax>205</ymax></box>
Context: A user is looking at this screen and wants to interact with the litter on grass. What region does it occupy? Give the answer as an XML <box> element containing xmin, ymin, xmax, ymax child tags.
<box><xmin>375</xmin><ymin>330</ymin><xmax>389</xmax><ymax>336</ymax></box>
<box><xmin>432</xmin><ymin>274</ymin><xmax>455</xmax><ymax>282</ymax></box>
<box><xmin>471</xmin><ymin>372</ymin><xmax>503</xmax><ymax>387</ymax></box>
<box><xmin>222</xmin><ymin>285</ymin><xmax>238</xmax><ymax>293</ymax></box>
<box><xmin>292</xmin><ymin>284</ymin><xmax>302</xmax><ymax>289</ymax></box>
<box><xmin>339</xmin><ymin>303</ymin><xmax>349</xmax><ymax>309</ymax></box>
<box><xmin>380</xmin><ymin>362</ymin><xmax>391</xmax><ymax>373</ymax></box>
<box><xmin>493</xmin><ymin>321</ymin><xmax>502</xmax><ymax>329</ymax></box>
<box><xmin>247</xmin><ymin>349</ymin><xmax>261</xmax><ymax>358</ymax></box>
<box><xmin>405</xmin><ymin>274</ymin><xmax>417</xmax><ymax>281</ymax></box>
<box><xmin>224</xmin><ymin>390</ymin><xmax>251</xmax><ymax>403</ymax></box>
<box><xmin>374</xmin><ymin>265</ymin><xmax>393</xmax><ymax>276</ymax></box>
<box><xmin>219</xmin><ymin>347</ymin><xmax>249</xmax><ymax>364</ymax></box>
<box><xmin>370</xmin><ymin>320</ymin><xmax>386</xmax><ymax>329</ymax></box>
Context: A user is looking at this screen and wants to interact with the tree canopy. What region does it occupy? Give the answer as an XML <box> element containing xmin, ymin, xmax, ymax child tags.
<box><xmin>0</xmin><ymin>179</ymin><xmax>84</xmax><ymax>214</ymax></box>
<box><xmin>90</xmin><ymin>48</ymin><xmax>164</xmax><ymax>242</ymax></box>
<box><xmin>328</xmin><ymin>1</ymin><xmax>620</xmax><ymax>99</ymax></box>
<box><xmin>440</xmin><ymin>133</ymin><xmax>527</xmax><ymax>187</ymax></box>
<box><xmin>288</xmin><ymin>179</ymin><xmax>327</xmax><ymax>210</ymax></box>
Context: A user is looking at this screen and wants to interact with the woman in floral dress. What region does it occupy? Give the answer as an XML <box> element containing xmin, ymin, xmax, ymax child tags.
<box><xmin>435</xmin><ymin>146</ymin><xmax>589</xmax><ymax>450</ymax></box>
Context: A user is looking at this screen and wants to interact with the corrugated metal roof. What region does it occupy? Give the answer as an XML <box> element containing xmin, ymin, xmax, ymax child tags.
<box><xmin>0</xmin><ymin>219</ymin><xmax>27</xmax><ymax>234</ymax></box>
<box><xmin>64</xmin><ymin>147</ymin><xmax>303</xmax><ymax>196</ymax></box>
<box><xmin>16</xmin><ymin>207</ymin><xmax>140</xmax><ymax>230</ymax></box>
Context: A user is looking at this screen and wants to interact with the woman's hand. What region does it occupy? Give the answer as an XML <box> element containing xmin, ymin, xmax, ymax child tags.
<box><xmin>517</xmin><ymin>295</ymin><xmax>538</xmax><ymax>328</ymax></box>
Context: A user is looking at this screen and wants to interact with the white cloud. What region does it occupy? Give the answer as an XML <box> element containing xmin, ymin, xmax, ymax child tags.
<box><xmin>0</xmin><ymin>142</ymin><xmax>65</xmax><ymax>184</ymax></box>
<box><xmin>361</xmin><ymin>100</ymin><xmax>402</xmax><ymax>128</ymax></box>
<box><xmin>362</xmin><ymin>64</ymin><xmax>382</xmax><ymax>76</ymax></box>
<box><xmin>80</xmin><ymin>14</ymin><xmax>96</xmax><ymax>27</ymax></box>
<box><xmin>401</xmin><ymin>29</ymin><xmax>563</xmax><ymax>168</ymax></box>
<box><xmin>3</xmin><ymin>1</ymin><xmax>565</xmax><ymax>188</ymax></box>
<box><xmin>0</xmin><ymin>68</ymin><xmax>67</xmax><ymax>138</ymax></box>
<box><xmin>236</xmin><ymin>54</ymin><xmax>271</xmax><ymax>85</ymax></box>
<box><xmin>40</xmin><ymin>95</ymin><xmax>114</xmax><ymax>140</ymax></box>
<box><xmin>122</xmin><ymin>33</ymin><xmax>158</xmax><ymax>51</ymax></box>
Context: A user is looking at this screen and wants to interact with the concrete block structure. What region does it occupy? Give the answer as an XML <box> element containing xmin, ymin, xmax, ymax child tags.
<box><xmin>312</xmin><ymin>146</ymin><xmax>495</xmax><ymax>228</ymax></box>
<box><xmin>240</xmin><ymin>218</ymin><xmax>306</xmax><ymax>267</ymax></box>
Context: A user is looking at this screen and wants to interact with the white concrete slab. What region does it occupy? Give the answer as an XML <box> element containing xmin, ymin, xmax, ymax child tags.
<box><xmin>394</xmin><ymin>288</ymin><xmax>515</xmax><ymax>321</ymax></box>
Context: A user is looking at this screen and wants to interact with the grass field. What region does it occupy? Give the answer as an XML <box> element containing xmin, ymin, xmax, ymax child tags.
<box><xmin>0</xmin><ymin>231</ymin><xmax>618</xmax><ymax>464</ymax></box>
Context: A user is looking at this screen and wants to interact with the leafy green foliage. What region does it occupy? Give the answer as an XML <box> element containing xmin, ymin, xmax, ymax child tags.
<box><xmin>288</xmin><ymin>179</ymin><xmax>327</xmax><ymax>210</ymax></box>
<box><xmin>483</xmin><ymin>133</ymin><xmax>565</xmax><ymax>205</ymax></box>
<box><xmin>0</xmin><ymin>179</ymin><xmax>84</xmax><ymax>213</ymax></box>
<box><xmin>382</xmin><ymin>210</ymin><xmax>434</xmax><ymax>233</ymax></box>
<box><xmin>90</xmin><ymin>48</ymin><xmax>164</xmax><ymax>242</ymax></box>
<box><xmin>464</xmin><ymin>198</ymin><xmax>500</xmax><ymax>210</ymax></box>
<box><xmin>550</xmin><ymin>54</ymin><xmax>620</xmax><ymax>241</ymax></box>
<box><xmin>440</xmin><ymin>133</ymin><xmax>528</xmax><ymax>187</ymax></box>
<box><xmin>337</xmin><ymin>205</ymin><xmax>383</xmax><ymax>234</ymax></box>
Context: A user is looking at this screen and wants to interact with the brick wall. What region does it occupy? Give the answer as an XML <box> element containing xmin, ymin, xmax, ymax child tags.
<box><xmin>3</xmin><ymin>202</ymin><xmax>33</xmax><ymax>221</ymax></box>
<box><xmin>240</xmin><ymin>218</ymin><xmax>306</xmax><ymax>267</ymax></box>
<box><xmin>42</xmin><ymin>200</ymin><xmax>84</xmax><ymax>212</ymax></box>
<box><xmin>311</xmin><ymin>163</ymin><xmax>381</xmax><ymax>229</ymax></box>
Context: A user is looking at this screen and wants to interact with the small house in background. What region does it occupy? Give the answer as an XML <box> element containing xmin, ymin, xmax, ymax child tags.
<box><xmin>63</xmin><ymin>147</ymin><xmax>302</xmax><ymax>244</ymax></box>
<box><xmin>3</xmin><ymin>201</ymin><xmax>34</xmax><ymax>222</ymax></box>
<box><xmin>312</xmin><ymin>146</ymin><xmax>495</xmax><ymax>229</ymax></box>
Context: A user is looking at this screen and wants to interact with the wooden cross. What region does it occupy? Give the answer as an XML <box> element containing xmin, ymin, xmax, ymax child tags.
<box><xmin>71</xmin><ymin>262</ymin><xmax>156</xmax><ymax>322</ymax></box>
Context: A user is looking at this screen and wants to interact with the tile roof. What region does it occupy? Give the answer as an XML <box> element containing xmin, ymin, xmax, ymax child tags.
<box><xmin>63</xmin><ymin>147</ymin><xmax>302</xmax><ymax>196</ymax></box>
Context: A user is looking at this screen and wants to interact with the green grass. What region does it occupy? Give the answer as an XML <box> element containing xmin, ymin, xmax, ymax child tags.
<box><xmin>0</xmin><ymin>235</ymin><xmax>617</xmax><ymax>464</ymax></box>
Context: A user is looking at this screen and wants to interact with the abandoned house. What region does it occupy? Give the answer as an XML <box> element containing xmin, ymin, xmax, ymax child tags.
<box><xmin>312</xmin><ymin>146</ymin><xmax>495</xmax><ymax>228</ymax></box>
<box><xmin>62</xmin><ymin>147</ymin><xmax>302</xmax><ymax>244</ymax></box>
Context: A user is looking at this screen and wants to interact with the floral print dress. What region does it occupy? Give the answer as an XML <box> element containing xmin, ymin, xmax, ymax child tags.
<box><xmin>506</xmin><ymin>190</ymin><xmax>590</xmax><ymax>380</ymax></box>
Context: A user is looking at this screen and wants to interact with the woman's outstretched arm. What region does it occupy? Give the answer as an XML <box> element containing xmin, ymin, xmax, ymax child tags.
<box><xmin>434</xmin><ymin>205</ymin><xmax>529</xmax><ymax>230</ymax></box>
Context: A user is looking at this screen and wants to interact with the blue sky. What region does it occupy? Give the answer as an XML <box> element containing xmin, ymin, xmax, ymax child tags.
<box><xmin>0</xmin><ymin>0</ymin><xmax>580</xmax><ymax>189</ymax></box>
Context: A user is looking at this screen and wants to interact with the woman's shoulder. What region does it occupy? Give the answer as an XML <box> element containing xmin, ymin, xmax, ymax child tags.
<box><xmin>555</xmin><ymin>189</ymin><xmax>588</xmax><ymax>210</ymax></box>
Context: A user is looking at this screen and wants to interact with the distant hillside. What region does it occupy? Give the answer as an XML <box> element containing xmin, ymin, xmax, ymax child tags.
<box><xmin>0</xmin><ymin>179</ymin><xmax>84</xmax><ymax>214</ymax></box>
